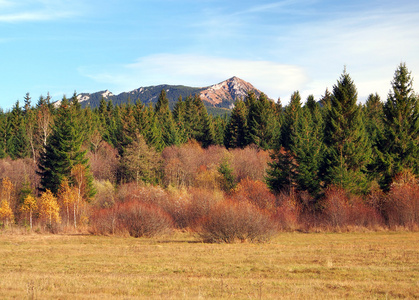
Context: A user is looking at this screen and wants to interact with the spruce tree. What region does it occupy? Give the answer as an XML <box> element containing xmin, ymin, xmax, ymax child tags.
<box><xmin>155</xmin><ymin>90</ymin><xmax>179</xmax><ymax>148</ymax></box>
<box><xmin>322</xmin><ymin>69</ymin><xmax>371</xmax><ymax>194</ymax></box>
<box><xmin>267</xmin><ymin>91</ymin><xmax>324</xmax><ymax>198</ymax></box>
<box><xmin>6</xmin><ymin>101</ymin><xmax>29</xmax><ymax>159</ymax></box>
<box><xmin>246</xmin><ymin>92</ymin><xmax>278</xmax><ymax>150</ymax></box>
<box><xmin>38</xmin><ymin>97</ymin><xmax>94</xmax><ymax>198</ymax></box>
<box><xmin>224</xmin><ymin>99</ymin><xmax>248</xmax><ymax>149</ymax></box>
<box><xmin>377</xmin><ymin>63</ymin><xmax>419</xmax><ymax>190</ymax></box>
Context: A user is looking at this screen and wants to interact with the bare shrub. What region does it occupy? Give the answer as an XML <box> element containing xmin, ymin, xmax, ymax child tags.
<box><xmin>186</xmin><ymin>188</ymin><xmax>223</xmax><ymax>228</ymax></box>
<box><xmin>89</xmin><ymin>200</ymin><xmax>174</xmax><ymax>237</ymax></box>
<box><xmin>273</xmin><ymin>192</ymin><xmax>300</xmax><ymax>231</ymax></box>
<box><xmin>321</xmin><ymin>186</ymin><xmax>383</xmax><ymax>230</ymax></box>
<box><xmin>322</xmin><ymin>186</ymin><xmax>351</xmax><ymax>228</ymax></box>
<box><xmin>230</xmin><ymin>145</ymin><xmax>270</xmax><ymax>182</ymax></box>
<box><xmin>384</xmin><ymin>172</ymin><xmax>419</xmax><ymax>227</ymax></box>
<box><xmin>87</xmin><ymin>141</ymin><xmax>119</xmax><ymax>183</ymax></box>
<box><xmin>230</xmin><ymin>178</ymin><xmax>276</xmax><ymax>212</ymax></box>
<box><xmin>196</xmin><ymin>200</ymin><xmax>277</xmax><ymax>243</ymax></box>
<box><xmin>162</xmin><ymin>141</ymin><xmax>204</xmax><ymax>188</ymax></box>
<box><xmin>117</xmin><ymin>201</ymin><xmax>174</xmax><ymax>237</ymax></box>
<box><xmin>89</xmin><ymin>206</ymin><xmax>120</xmax><ymax>235</ymax></box>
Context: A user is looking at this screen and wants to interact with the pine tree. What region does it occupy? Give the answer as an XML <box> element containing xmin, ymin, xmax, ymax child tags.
<box><xmin>155</xmin><ymin>90</ymin><xmax>179</xmax><ymax>148</ymax></box>
<box><xmin>266</xmin><ymin>91</ymin><xmax>324</xmax><ymax>198</ymax></box>
<box><xmin>322</xmin><ymin>69</ymin><xmax>371</xmax><ymax>194</ymax></box>
<box><xmin>172</xmin><ymin>96</ymin><xmax>188</xmax><ymax>144</ymax></box>
<box><xmin>224</xmin><ymin>99</ymin><xmax>248</xmax><ymax>149</ymax></box>
<box><xmin>37</xmin><ymin>97</ymin><xmax>94</xmax><ymax>198</ymax></box>
<box><xmin>377</xmin><ymin>63</ymin><xmax>419</xmax><ymax>190</ymax></box>
<box><xmin>246</xmin><ymin>92</ymin><xmax>278</xmax><ymax>149</ymax></box>
<box><xmin>6</xmin><ymin>101</ymin><xmax>29</xmax><ymax>159</ymax></box>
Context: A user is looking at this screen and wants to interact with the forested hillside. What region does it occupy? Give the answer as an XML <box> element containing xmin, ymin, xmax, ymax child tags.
<box><xmin>0</xmin><ymin>63</ymin><xmax>417</xmax><ymax>239</ymax></box>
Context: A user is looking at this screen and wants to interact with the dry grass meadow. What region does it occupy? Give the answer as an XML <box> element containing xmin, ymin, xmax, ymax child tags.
<box><xmin>0</xmin><ymin>231</ymin><xmax>418</xmax><ymax>299</ymax></box>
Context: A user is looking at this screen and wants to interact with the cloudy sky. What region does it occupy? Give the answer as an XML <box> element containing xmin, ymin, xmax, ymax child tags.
<box><xmin>1</xmin><ymin>0</ymin><xmax>418</xmax><ymax>108</ymax></box>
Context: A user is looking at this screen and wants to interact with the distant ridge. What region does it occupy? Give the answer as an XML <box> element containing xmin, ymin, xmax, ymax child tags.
<box><xmin>75</xmin><ymin>77</ymin><xmax>264</xmax><ymax>112</ymax></box>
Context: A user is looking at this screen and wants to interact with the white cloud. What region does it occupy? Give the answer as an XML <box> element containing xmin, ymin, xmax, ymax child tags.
<box><xmin>79</xmin><ymin>54</ymin><xmax>309</xmax><ymax>101</ymax></box>
<box><xmin>0</xmin><ymin>0</ymin><xmax>83</xmax><ymax>22</ymax></box>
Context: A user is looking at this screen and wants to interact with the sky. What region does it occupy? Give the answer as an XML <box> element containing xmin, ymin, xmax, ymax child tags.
<box><xmin>1</xmin><ymin>0</ymin><xmax>419</xmax><ymax>109</ymax></box>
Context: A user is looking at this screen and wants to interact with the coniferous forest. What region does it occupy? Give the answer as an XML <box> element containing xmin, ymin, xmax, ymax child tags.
<box><xmin>0</xmin><ymin>63</ymin><xmax>418</xmax><ymax>241</ymax></box>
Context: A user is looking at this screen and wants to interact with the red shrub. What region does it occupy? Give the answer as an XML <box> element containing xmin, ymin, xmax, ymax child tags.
<box><xmin>196</xmin><ymin>200</ymin><xmax>277</xmax><ymax>243</ymax></box>
<box><xmin>321</xmin><ymin>186</ymin><xmax>383</xmax><ymax>230</ymax></box>
<box><xmin>117</xmin><ymin>201</ymin><xmax>174</xmax><ymax>237</ymax></box>
<box><xmin>230</xmin><ymin>145</ymin><xmax>270</xmax><ymax>182</ymax></box>
<box><xmin>384</xmin><ymin>175</ymin><xmax>419</xmax><ymax>227</ymax></box>
<box><xmin>230</xmin><ymin>178</ymin><xmax>276</xmax><ymax>212</ymax></box>
<box><xmin>186</xmin><ymin>188</ymin><xmax>222</xmax><ymax>228</ymax></box>
<box><xmin>89</xmin><ymin>206</ymin><xmax>120</xmax><ymax>235</ymax></box>
<box><xmin>89</xmin><ymin>200</ymin><xmax>174</xmax><ymax>237</ymax></box>
<box><xmin>273</xmin><ymin>192</ymin><xmax>300</xmax><ymax>230</ymax></box>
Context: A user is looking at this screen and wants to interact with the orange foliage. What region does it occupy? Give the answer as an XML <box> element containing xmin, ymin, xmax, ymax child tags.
<box><xmin>230</xmin><ymin>178</ymin><xmax>276</xmax><ymax>212</ymax></box>
<box><xmin>196</xmin><ymin>199</ymin><xmax>277</xmax><ymax>243</ymax></box>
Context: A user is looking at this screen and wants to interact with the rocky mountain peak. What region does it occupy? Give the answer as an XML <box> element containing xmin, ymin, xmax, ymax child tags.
<box><xmin>199</xmin><ymin>76</ymin><xmax>262</xmax><ymax>106</ymax></box>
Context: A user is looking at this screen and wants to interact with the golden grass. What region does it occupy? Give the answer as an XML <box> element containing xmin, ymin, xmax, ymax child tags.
<box><xmin>0</xmin><ymin>231</ymin><xmax>418</xmax><ymax>299</ymax></box>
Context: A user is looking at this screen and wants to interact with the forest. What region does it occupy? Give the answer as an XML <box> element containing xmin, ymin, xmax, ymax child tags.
<box><xmin>0</xmin><ymin>63</ymin><xmax>417</xmax><ymax>241</ymax></box>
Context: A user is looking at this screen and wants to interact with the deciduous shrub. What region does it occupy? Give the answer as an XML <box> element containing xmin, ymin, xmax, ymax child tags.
<box><xmin>117</xmin><ymin>201</ymin><xmax>174</xmax><ymax>237</ymax></box>
<box><xmin>383</xmin><ymin>172</ymin><xmax>419</xmax><ymax>227</ymax></box>
<box><xmin>321</xmin><ymin>186</ymin><xmax>383</xmax><ymax>230</ymax></box>
<box><xmin>89</xmin><ymin>200</ymin><xmax>174</xmax><ymax>237</ymax></box>
<box><xmin>196</xmin><ymin>200</ymin><xmax>277</xmax><ymax>243</ymax></box>
<box><xmin>231</xmin><ymin>178</ymin><xmax>276</xmax><ymax>212</ymax></box>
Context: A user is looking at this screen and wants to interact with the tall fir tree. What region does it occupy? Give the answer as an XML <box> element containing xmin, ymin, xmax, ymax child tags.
<box><xmin>246</xmin><ymin>92</ymin><xmax>278</xmax><ymax>150</ymax></box>
<box><xmin>6</xmin><ymin>101</ymin><xmax>29</xmax><ymax>159</ymax></box>
<box><xmin>321</xmin><ymin>69</ymin><xmax>371</xmax><ymax>194</ymax></box>
<box><xmin>155</xmin><ymin>90</ymin><xmax>179</xmax><ymax>148</ymax></box>
<box><xmin>37</xmin><ymin>97</ymin><xmax>95</xmax><ymax>198</ymax></box>
<box><xmin>224</xmin><ymin>99</ymin><xmax>248</xmax><ymax>149</ymax></box>
<box><xmin>376</xmin><ymin>63</ymin><xmax>419</xmax><ymax>190</ymax></box>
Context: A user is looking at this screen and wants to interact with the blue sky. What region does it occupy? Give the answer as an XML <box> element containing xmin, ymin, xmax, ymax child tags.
<box><xmin>1</xmin><ymin>0</ymin><xmax>419</xmax><ymax>109</ymax></box>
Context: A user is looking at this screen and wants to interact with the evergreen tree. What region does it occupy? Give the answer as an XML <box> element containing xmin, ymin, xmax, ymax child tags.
<box><xmin>172</xmin><ymin>96</ymin><xmax>188</xmax><ymax>144</ymax></box>
<box><xmin>376</xmin><ymin>63</ymin><xmax>419</xmax><ymax>190</ymax></box>
<box><xmin>322</xmin><ymin>69</ymin><xmax>371</xmax><ymax>194</ymax></box>
<box><xmin>266</xmin><ymin>91</ymin><xmax>324</xmax><ymax>198</ymax></box>
<box><xmin>364</xmin><ymin>94</ymin><xmax>384</xmax><ymax>140</ymax></box>
<box><xmin>6</xmin><ymin>101</ymin><xmax>29</xmax><ymax>159</ymax></box>
<box><xmin>246</xmin><ymin>92</ymin><xmax>277</xmax><ymax>149</ymax></box>
<box><xmin>224</xmin><ymin>99</ymin><xmax>248</xmax><ymax>148</ymax></box>
<box><xmin>38</xmin><ymin>97</ymin><xmax>94</xmax><ymax>198</ymax></box>
<box><xmin>155</xmin><ymin>90</ymin><xmax>179</xmax><ymax>148</ymax></box>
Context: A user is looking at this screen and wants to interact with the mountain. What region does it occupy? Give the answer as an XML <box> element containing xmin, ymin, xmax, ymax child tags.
<box><xmin>76</xmin><ymin>77</ymin><xmax>264</xmax><ymax>113</ymax></box>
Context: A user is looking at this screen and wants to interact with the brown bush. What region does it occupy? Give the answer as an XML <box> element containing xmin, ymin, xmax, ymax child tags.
<box><xmin>196</xmin><ymin>200</ymin><xmax>277</xmax><ymax>243</ymax></box>
<box><xmin>117</xmin><ymin>201</ymin><xmax>174</xmax><ymax>237</ymax></box>
<box><xmin>89</xmin><ymin>206</ymin><xmax>120</xmax><ymax>235</ymax></box>
<box><xmin>162</xmin><ymin>141</ymin><xmax>205</xmax><ymax>188</ymax></box>
<box><xmin>273</xmin><ymin>192</ymin><xmax>300</xmax><ymax>230</ymax></box>
<box><xmin>186</xmin><ymin>188</ymin><xmax>223</xmax><ymax>228</ymax></box>
<box><xmin>89</xmin><ymin>200</ymin><xmax>174</xmax><ymax>237</ymax></box>
<box><xmin>321</xmin><ymin>186</ymin><xmax>383</xmax><ymax>230</ymax></box>
<box><xmin>383</xmin><ymin>173</ymin><xmax>419</xmax><ymax>227</ymax></box>
<box><xmin>88</xmin><ymin>141</ymin><xmax>119</xmax><ymax>183</ymax></box>
<box><xmin>230</xmin><ymin>178</ymin><xmax>276</xmax><ymax>212</ymax></box>
<box><xmin>230</xmin><ymin>145</ymin><xmax>270</xmax><ymax>182</ymax></box>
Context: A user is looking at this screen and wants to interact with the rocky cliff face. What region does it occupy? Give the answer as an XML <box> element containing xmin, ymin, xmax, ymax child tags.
<box><xmin>199</xmin><ymin>76</ymin><xmax>263</xmax><ymax>107</ymax></box>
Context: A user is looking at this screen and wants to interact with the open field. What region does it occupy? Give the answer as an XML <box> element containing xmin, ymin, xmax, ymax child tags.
<box><xmin>0</xmin><ymin>231</ymin><xmax>418</xmax><ymax>299</ymax></box>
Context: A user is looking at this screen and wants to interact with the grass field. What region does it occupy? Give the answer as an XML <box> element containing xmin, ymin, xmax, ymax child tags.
<box><xmin>0</xmin><ymin>231</ymin><xmax>418</xmax><ymax>299</ymax></box>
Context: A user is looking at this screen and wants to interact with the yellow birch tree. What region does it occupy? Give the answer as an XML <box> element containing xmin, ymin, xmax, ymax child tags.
<box><xmin>38</xmin><ymin>189</ymin><xmax>60</xmax><ymax>227</ymax></box>
<box><xmin>20</xmin><ymin>194</ymin><xmax>38</xmax><ymax>229</ymax></box>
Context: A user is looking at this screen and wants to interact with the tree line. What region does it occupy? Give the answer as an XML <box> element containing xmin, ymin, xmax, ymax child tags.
<box><xmin>0</xmin><ymin>63</ymin><xmax>418</xmax><ymax>231</ymax></box>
